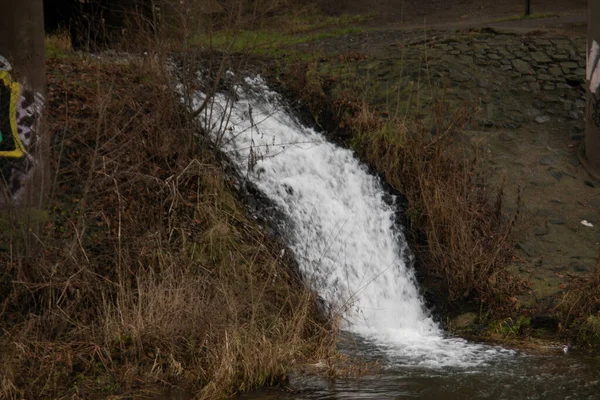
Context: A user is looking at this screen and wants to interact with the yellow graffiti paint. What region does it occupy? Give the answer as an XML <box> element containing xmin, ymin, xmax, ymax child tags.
<box><xmin>0</xmin><ymin>70</ymin><xmax>25</xmax><ymax>158</ymax></box>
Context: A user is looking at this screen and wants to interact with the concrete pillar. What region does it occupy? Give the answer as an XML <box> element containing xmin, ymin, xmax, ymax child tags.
<box><xmin>583</xmin><ymin>0</ymin><xmax>600</xmax><ymax>180</ymax></box>
<box><xmin>0</xmin><ymin>0</ymin><xmax>48</xmax><ymax>207</ymax></box>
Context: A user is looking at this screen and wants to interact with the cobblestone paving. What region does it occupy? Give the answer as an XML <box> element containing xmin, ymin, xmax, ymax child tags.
<box><xmin>428</xmin><ymin>32</ymin><xmax>587</xmax><ymax>127</ymax></box>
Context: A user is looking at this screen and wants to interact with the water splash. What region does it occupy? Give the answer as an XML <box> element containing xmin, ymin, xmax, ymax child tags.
<box><xmin>191</xmin><ymin>75</ymin><xmax>513</xmax><ymax>368</ymax></box>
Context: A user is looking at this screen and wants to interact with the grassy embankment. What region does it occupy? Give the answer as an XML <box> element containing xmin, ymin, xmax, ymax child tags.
<box><xmin>0</xmin><ymin>2</ymin><xmax>369</xmax><ymax>398</ymax></box>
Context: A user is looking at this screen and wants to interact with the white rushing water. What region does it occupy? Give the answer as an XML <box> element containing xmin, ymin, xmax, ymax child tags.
<box><xmin>190</xmin><ymin>75</ymin><xmax>513</xmax><ymax>368</ymax></box>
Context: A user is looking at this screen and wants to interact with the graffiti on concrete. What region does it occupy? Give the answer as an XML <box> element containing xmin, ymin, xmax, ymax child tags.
<box><xmin>0</xmin><ymin>55</ymin><xmax>44</xmax><ymax>203</ymax></box>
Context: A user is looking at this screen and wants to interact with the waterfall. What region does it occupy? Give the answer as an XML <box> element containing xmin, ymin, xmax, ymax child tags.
<box><xmin>190</xmin><ymin>75</ymin><xmax>513</xmax><ymax>368</ymax></box>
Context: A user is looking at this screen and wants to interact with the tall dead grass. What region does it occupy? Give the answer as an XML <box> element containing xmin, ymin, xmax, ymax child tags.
<box><xmin>0</xmin><ymin>52</ymin><xmax>335</xmax><ymax>399</ymax></box>
<box><xmin>554</xmin><ymin>258</ymin><xmax>600</xmax><ymax>347</ymax></box>
<box><xmin>345</xmin><ymin>101</ymin><xmax>527</xmax><ymax>310</ymax></box>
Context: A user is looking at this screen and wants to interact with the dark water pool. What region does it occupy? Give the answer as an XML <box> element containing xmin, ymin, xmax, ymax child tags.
<box><xmin>241</xmin><ymin>335</ymin><xmax>600</xmax><ymax>400</ymax></box>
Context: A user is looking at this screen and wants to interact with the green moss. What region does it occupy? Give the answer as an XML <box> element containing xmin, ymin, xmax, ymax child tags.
<box><xmin>266</xmin><ymin>11</ymin><xmax>377</xmax><ymax>35</ymax></box>
<box><xmin>193</xmin><ymin>26</ymin><xmax>367</xmax><ymax>56</ymax></box>
<box><xmin>489</xmin><ymin>316</ymin><xmax>531</xmax><ymax>337</ymax></box>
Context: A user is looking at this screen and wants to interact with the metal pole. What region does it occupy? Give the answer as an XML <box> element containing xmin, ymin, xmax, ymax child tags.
<box><xmin>0</xmin><ymin>0</ymin><xmax>48</xmax><ymax>207</ymax></box>
<box><xmin>582</xmin><ymin>0</ymin><xmax>600</xmax><ymax>179</ymax></box>
<box><xmin>525</xmin><ymin>0</ymin><xmax>531</xmax><ymax>16</ymax></box>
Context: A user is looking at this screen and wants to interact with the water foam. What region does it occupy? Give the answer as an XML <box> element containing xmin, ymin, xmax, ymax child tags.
<box><xmin>191</xmin><ymin>75</ymin><xmax>513</xmax><ymax>368</ymax></box>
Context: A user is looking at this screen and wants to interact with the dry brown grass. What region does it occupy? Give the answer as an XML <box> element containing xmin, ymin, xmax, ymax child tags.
<box><xmin>554</xmin><ymin>258</ymin><xmax>600</xmax><ymax>346</ymax></box>
<box><xmin>0</xmin><ymin>52</ymin><xmax>335</xmax><ymax>399</ymax></box>
<box><xmin>345</xmin><ymin>101</ymin><xmax>527</xmax><ymax>310</ymax></box>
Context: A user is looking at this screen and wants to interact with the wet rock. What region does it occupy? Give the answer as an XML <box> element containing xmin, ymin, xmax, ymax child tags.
<box><xmin>528</xmin><ymin>81</ymin><xmax>541</xmax><ymax>91</ymax></box>
<box><xmin>551</xmin><ymin>53</ymin><xmax>570</xmax><ymax>62</ymax></box>
<box><xmin>498</xmin><ymin>49</ymin><xmax>514</xmax><ymax>59</ymax></box>
<box><xmin>500</xmin><ymin>131</ymin><xmax>517</xmax><ymax>141</ymax></box>
<box><xmin>508</xmin><ymin>71</ymin><xmax>522</xmax><ymax>79</ymax></box>
<box><xmin>535</xmin><ymin>115</ymin><xmax>551</xmax><ymax>124</ymax></box>
<box><xmin>512</xmin><ymin>59</ymin><xmax>534</xmax><ymax>74</ymax></box>
<box><xmin>458</xmin><ymin>55</ymin><xmax>473</xmax><ymax>64</ymax></box>
<box><xmin>455</xmin><ymin>43</ymin><xmax>470</xmax><ymax>53</ymax></box>
<box><xmin>543</xmin><ymin>84</ymin><xmax>556</xmax><ymax>91</ymax></box>
<box><xmin>479</xmin><ymin>119</ymin><xmax>494</xmax><ymax>127</ymax></box>
<box><xmin>562</xmin><ymin>101</ymin><xmax>573</xmax><ymax>111</ymax></box>
<box><xmin>531</xmin><ymin>51</ymin><xmax>552</xmax><ymax>64</ymax></box>
<box><xmin>539</xmin><ymin>154</ymin><xmax>557</xmax><ymax>165</ymax></box>
<box><xmin>449</xmin><ymin>69</ymin><xmax>471</xmax><ymax>82</ymax></box>
<box><xmin>517</xmin><ymin>242</ymin><xmax>536</xmax><ymax>257</ymax></box>
<box><xmin>534</xmin><ymin>39</ymin><xmax>552</xmax><ymax>47</ymax></box>
<box><xmin>535</xmin><ymin>226</ymin><xmax>549</xmax><ymax>236</ymax></box>
<box><xmin>502</xmin><ymin>122</ymin><xmax>521</xmax><ymax>129</ymax></box>
<box><xmin>477</xmin><ymin>78</ymin><xmax>490</xmax><ymax>88</ymax></box>
<box><xmin>541</xmin><ymin>94</ymin><xmax>561</xmax><ymax>103</ymax></box>
<box><xmin>537</xmin><ymin>73</ymin><xmax>552</xmax><ymax>81</ymax></box>
<box><xmin>560</xmin><ymin>62</ymin><xmax>579</xmax><ymax>74</ymax></box>
<box><xmin>565</xmin><ymin>75</ymin><xmax>585</xmax><ymax>86</ymax></box>
<box><xmin>550</xmin><ymin>171</ymin><xmax>564</xmax><ymax>181</ymax></box>
<box><xmin>548</xmin><ymin>66</ymin><xmax>563</xmax><ymax>76</ymax></box>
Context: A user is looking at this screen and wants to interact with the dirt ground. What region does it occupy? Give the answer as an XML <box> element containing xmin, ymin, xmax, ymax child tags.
<box><xmin>304</xmin><ymin>0</ymin><xmax>599</xmax><ymax>326</ymax></box>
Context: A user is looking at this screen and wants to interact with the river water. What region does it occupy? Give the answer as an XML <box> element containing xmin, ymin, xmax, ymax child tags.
<box><xmin>190</xmin><ymin>75</ymin><xmax>600</xmax><ymax>399</ymax></box>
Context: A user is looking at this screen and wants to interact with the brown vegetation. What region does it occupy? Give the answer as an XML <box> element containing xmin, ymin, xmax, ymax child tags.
<box><xmin>348</xmin><ymin>104</ymin><xmax>528</xmax><ymax>310</ymax></box>
<box><xmin>555</xmin><ymin>259</ymin><xmax>600</xmax><ymax>347</ymax></box>
<box><xmin>0</xmin><ymin>50</ymin><xmax>335</xmax><ymax>399</ymax></box>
